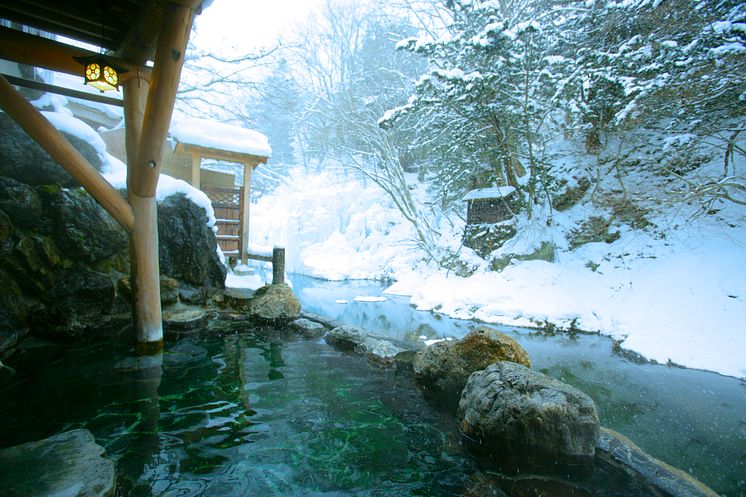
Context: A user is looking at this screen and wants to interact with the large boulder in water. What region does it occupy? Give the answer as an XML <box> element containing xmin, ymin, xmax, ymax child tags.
<box><xmin>414</xmin><ymin>326</ymin><xmax>530</xmax><ymax>395</ymax></box>
<box><xmin>325</xmin><ymin>324</ymin><xmax>405</xmax><ymax>366</ymax></box>
<box><xmin>0</xmin><ymin>113</ymin><xmax>102</xmax><ymax>187</ymax></box>
<box><xmin>248</xmin><ymin>283</ymin><xmax>301</xmax><ymax>324</ymax></box>
<box><xmin>0</xmin><ymin>428</ymin><xmax>116</xmax><ymax>497</ymax></box>
<box><xmin>158</xmin><ymin>193</ymin><xmax>226</xmax><ymax>291</ymax></box>
<box><xmin>458</xmin><ymin>362</ymin><xmax>600</xmax><ymax>458</ymax></box>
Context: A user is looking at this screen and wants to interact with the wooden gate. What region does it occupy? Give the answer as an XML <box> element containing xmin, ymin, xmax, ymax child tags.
<box><xmin>203</xmin><ymin>186</ymin><xmax>243</xmax><ymax>258</ymax></box>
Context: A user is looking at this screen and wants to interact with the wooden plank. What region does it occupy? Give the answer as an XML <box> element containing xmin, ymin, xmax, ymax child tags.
<box><xmin>2</xmin><ymin>74</ymin><xmax>124</xmax><ymax>107</ymax></box>
<box><xmin>0</xmin><ymin>26</ymin><xmax>147</xmax><ymax>83</ymax></box>
<box><xmin>246</xmin><ymin>253</ymin><xmax>273</xmax><ymax>262</ymax></box>
<box><xmin>131</xmin><ymin>2</ymin><xmax>194</xmax><ymax>197</ymax></box>
<box><xmin>0</xmin><ymin>75</ymin><xmax>134</xmax><ymax>233</ymax></box>
<box><xmin>176</xmin><ymin>142</ymin><xmax>269</xmax><ymax>166</ymax></box>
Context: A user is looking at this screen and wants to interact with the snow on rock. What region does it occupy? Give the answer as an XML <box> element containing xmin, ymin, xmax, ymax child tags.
<box><xmin>41</xmin><ymin>110</ymin><xmax>218</xmax><ymax>229</ymax></box>
<box><xmin>171</xmin><ymin>117</ymin><xmax>271</xmax><ymax>158</ymax></box>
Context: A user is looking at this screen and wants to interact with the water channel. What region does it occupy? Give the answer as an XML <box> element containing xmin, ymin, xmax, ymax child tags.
<box><xmin>0</xmin><ymin>273</ymin><xmax>743</xmax><ymax>496</ymax></box>
<box><xmin>289</xmin><ymin>274</ymin><xmax>746</xmax><ymax>497</ymax></box>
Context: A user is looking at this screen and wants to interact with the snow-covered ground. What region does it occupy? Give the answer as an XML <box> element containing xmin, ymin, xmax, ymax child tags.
<box><xmin>249</xmin><ymin>164</ymin><xmax>746</xmax><ymax>380</ymax></box>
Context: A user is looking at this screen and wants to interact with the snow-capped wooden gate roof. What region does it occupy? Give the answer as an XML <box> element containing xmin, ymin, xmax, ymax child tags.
<box><xmin>0</xmin><ymin>0</ymin><xmax>212</xmax><ymax>353</ymax></box>
<box><xmin>171</xmin><ymin>117</ymin><xmax>271</xmax><ymax>265</ymax></box>
<box><xmin>171</xmin><ymin>117</ymin><xmax>271</xmax><ymax>168</ymax></box>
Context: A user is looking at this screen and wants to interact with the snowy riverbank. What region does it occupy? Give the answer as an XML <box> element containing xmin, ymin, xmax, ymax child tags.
<box><xmin>249</xmin><ymin>166</ymin><xmax>746</xmax><ymax>379</ymax></box>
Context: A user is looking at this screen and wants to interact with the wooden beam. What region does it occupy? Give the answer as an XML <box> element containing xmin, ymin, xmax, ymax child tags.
<box><xmin>2</xmin><ymin>73</ymin><xmax>124</xmax><ymax>107</ymax></box>
<box><xmin>176</xmin><ymin>142</ymin><xmax>270</xmax><ymax>167</ymax></box>
<box><xmin>0</xmin><ymin>26</ymin><xmax>148</xmax><ymax>83</ymax></box>
<box><xmin>124</xmin><ymin>76</ymin><xmax>163</xmax><ymax>350</ymax></box>
<box><xmin>0</xmin><ymin>75</ymin><xmax>134</xmax><ymax>233</ymax></box>
<box><xmin>115</xmin><ymin>0</ymin><xmax>167</xmax><ymax>65</ymax></box>
<box><xmin>190</xmin><ymin>153</ymin><xmax>201</xmax><ymax>188</ymax></box>
<box><xmin>131</xmin><ymin>2</ymin><xmax>194</xmax><ymax>197</ymax></box>
<box><xmin>240</xmin><ymin>162</ymin><xmax>252</xmax><ymax>265</ymax></box>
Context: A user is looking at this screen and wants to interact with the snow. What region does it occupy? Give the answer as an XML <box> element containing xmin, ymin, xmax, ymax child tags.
<box><xmin>353</xmin><ymin>296</ymin><xmax>388</xmax><ymax>303</ymax></box>
<box><xmin>462</xmin><ymin>186</ymin><xmax>516</xmax><ymax>200</ymax></box>
<box><xmin>225</xmin><ymin>272</ymin><xmax>264</xmax><ymax>290</ymax></box>
<box><xmin>170</xmin><ymin>117</ymin><xmax>272</xmax><ymax>158</ymax></box>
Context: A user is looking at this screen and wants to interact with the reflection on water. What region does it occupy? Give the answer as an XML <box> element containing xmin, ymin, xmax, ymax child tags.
<box><xmin>290</xmin><ymin>274</ymin><xmax>746</xmax><ymax>497</ymax></box>
<box><xmin>2</xmin><ymin>326</ymin><xmax>671</xmax><ymax>497</ymax></box>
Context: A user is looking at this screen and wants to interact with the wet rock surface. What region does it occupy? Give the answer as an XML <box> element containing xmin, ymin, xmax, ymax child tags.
<box><xmin>0</xmin><ymin>428</ymin><xmax>116</xmax><ymax>497</ymax></box>
<box><xmin>597</xmin><ymin>428</ymin><xmax>720</xmax><ymax>497</ymax></box>
<box><xmin>158</xmin><ymin>193</ymin><xmax>226</xmax><ymax>290</ymax></box>
<box><xmin>325</xmin><ymin>324</ymin><xmax>405</xmax><ymax>366</ymax></box>
<box><xmin>287</xmin><ymin>317</ymin><xmax>327</xmax><ymax>339</ymax></box>
<box><xmin>458</xmin><ymin>361</ymin><xmax>600</xmax><ymax>458</ymax></box>
<box><xmin>414</xmin><ymin>326</ymin><xmax>531</xmax><ymax>395</ymax></box>
<box><xmin>0</xmin><ymin>137</ymin><xmax>225</xmax><ymax>343</ymax></box>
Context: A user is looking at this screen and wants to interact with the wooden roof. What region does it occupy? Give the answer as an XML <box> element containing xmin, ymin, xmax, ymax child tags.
<box><xmin>0</xmin><ymin>0</ymin><xmax>211</xmax><ymax>64</ymax></box>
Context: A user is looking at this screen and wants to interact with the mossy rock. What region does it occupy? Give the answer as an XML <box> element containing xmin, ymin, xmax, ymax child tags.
<box><xmin>567</xmin><ymin>216</ymin><xmax>620</xmax><ymax>250</ymax></box>
<box><xmin>463</xmin><ymin>222</ymin><xmax>517</xmax><ymax>259</ymax></box>
<box><xmin>414</xmin><ymin>326</ymin><xmax>530</xmax><ymax>396</ymax></box>
<box><xmin>490</xmin><ymin>241</ymin><xmax>556</xmax><ymax>272</ymax></box>
<box><xmin>554</xmin><ymin>177</ymin><xmax>591</xmax><ymax>212</ymax></box>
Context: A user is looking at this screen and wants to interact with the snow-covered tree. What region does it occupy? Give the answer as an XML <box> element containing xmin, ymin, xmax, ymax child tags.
<box><xmin>383</xmin><ymin>0</ymin><xmax>586</xmax><ymax>216</ymax></box>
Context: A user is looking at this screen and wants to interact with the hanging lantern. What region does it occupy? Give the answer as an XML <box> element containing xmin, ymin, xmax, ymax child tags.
<box><xmin>74</xmin><ymin>56</ymin><xmax>125</xmax><ymax>92</ymax></box>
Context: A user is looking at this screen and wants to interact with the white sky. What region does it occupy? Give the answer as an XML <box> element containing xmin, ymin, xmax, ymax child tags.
<box><xmin>192</xmin><ymin>0</ymin><xmax>324</xmax><ymax>53</ymax></box>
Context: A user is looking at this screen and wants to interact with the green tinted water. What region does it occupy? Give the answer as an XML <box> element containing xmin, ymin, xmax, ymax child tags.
<box><xmin>1</xmin><ymin>324</ymin><xmax>661</xmax><ymax>497</ymax></box>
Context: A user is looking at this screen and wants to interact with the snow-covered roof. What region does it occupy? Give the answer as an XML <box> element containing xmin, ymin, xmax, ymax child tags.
<box><xmin>462</xmin><ymin>186</ymin><xmax>516</xmax><ymax>201</ymax></box>
<box><xmin>171</xmin><ymin>117</ymin><xmax>272</xmax><ymax>158</ymax></box>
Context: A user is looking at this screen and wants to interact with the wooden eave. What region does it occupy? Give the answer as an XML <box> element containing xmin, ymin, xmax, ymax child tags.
<box><xmin>0</xmin><ymin>0</ymin><xmax>209</xmax><ymax>69</ymax></box>
<box><xmin>174</xmin><ymin>141</ymin><xmax>270</xmax><ymax>168</ymax></box>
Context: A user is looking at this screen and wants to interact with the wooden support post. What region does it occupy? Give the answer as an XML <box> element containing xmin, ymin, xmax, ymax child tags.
<box><xmin>131</xmin><ymin>2</ymin><xmax>194</xmax><ymax>197</ymax></box>
<box><xmin>240</xmin><ymin>162</ymin><xmax>253</xmax><ymax>265</ymax></box>
<box><xmin>124</xmin><ymin>77</ymin><xmax>163</xmax><ymax>352</ymax></box>
<box><xmin>190</xmin><ymin>153</ymin><xmax>201</xmax><ymax>188</ymax></box>
<box><xmin>0</xmin><ymin>75</ymin><xmax>135</xmax><ymax>233</ymax></box>
<box><xmin>130</xmin><ymin>192</ymin><xmax>163</xmax><ymax>351</ymax></box>
<box><xmin>272</xmin><ymin>248</ymin><xmax>285</xmax><ymax>285</ymax></box>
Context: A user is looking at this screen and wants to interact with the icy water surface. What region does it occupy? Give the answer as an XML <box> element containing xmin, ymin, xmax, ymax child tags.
<box><xmin>2</xmin><ymin>327</ymin><xmax>660</xmax><ymax>497</ymax></box>
<box><xmin>289</xmin><ymin>274</ymin><xmax>746</xmax><ymax>497</ymax></box>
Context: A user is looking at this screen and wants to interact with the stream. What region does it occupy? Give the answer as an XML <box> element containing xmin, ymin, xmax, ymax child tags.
<box><xmin>288</xmin><ymin>274</ymin><xmax>746</xmax><ymax>497</ymax></box>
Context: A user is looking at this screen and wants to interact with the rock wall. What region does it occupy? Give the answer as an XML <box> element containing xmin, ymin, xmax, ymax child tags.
<box><xmin>0</xmin><ymin>113</ymin><xmax>225</xmax><ymax>352</ymax></box>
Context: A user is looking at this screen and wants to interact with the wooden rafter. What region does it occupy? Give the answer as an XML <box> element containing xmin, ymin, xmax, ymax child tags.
<box><xmin>0</xmin><ymin>26</ymin><xmax>148</xmax><ymax>83</ymax></box>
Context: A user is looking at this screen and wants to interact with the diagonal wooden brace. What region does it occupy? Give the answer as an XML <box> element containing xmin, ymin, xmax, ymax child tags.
<box><xmin>0</xmin><ymin>75</ymin><xmax>135</xmax><ymax>233</ymax></box>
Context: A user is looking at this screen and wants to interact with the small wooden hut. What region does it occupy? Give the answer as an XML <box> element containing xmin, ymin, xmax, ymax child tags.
<box><xmin>0</xmin><ymin>0</ymin><xmax>212</xmax><ymax>353</ymax></box>
<box><xmin>463</xmin><ymin>186</ymin><xmax>519</xmax><ymax>225</ymax></box>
